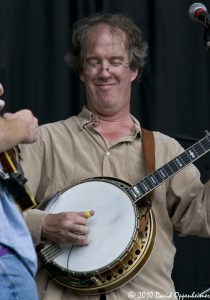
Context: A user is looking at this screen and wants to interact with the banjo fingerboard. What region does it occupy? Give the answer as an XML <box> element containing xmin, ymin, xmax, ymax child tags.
<box><xmin>128</xmin><ymin>133</ymin><xmax>210</xmax><ymax>204</ymax></box>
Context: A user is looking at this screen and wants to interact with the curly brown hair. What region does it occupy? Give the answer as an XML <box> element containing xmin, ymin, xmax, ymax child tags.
<box><xmin>65</xmin><ymin>13</ymin><xmax>148</xmax><ymax>81</ymax></box>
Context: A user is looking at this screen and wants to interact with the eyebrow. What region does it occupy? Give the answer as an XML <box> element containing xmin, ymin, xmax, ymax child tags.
<box><xmin>85</xmin><ymin>55</ymin><xmax>125</xmax><ymax>61</ymax></box>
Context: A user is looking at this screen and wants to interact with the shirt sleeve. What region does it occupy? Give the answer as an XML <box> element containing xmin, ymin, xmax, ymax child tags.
<box><xmin>19</xmin><ymin>134</ymin><xmax>49</xmax><ymax>245</ymax></box>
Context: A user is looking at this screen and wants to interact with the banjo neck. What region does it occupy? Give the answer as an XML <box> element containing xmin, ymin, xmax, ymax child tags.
<box><xmin>128</xmin><ymin>132</ymin><xmax>210</xmax><ymax>205</ymax></box>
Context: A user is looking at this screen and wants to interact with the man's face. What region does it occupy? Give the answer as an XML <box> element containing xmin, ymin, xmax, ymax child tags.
<box><xmin>80</xmin><ymin>25</ymin><xmax>138</xmax><ymax>117</ymax></box>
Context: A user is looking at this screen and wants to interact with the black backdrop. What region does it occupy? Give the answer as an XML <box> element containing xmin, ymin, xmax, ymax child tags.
<box><xmin>1</xmin><ymin>0</ymin><xmax>210</xmax><ymax>296</ymax></box>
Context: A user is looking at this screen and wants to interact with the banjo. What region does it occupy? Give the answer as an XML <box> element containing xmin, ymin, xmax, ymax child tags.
<box><xmin>38</xmin><ymin>132</ymin><xmax>210</xmax><ymax>295</ymax></box>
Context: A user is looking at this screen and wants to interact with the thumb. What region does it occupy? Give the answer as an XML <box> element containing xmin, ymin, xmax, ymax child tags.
<box><xmin>0</xmin><ymin>100</ymin><xmax>5</xmax><ymax>112</ymax></box>
<box><xmin>0</xmin><ymin>83</ymin><xmax>4</xmax><ymax>96</ymax></box>
<box><xmin>3</xmin><ymin>112</ymin><xmax>14</xmax><ymax>119</ymax></box>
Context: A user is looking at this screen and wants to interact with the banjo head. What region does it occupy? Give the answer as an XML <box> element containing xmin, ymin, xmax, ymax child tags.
<box><xmin>38</xmin><ymin>177</ymin><xmax>156</xmax><ymax>294</ymax></box>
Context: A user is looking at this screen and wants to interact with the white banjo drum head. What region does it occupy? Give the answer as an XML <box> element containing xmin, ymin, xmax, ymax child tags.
<box><xmin>48</xmin><ymin>179</ymin><xmax>137</xmax><ymax>273</ymax></box>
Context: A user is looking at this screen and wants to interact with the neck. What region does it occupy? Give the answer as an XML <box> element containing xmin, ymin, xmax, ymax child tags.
<box><xmin>98</xmin><ymin>112</ymin><xmax>132</xmax><ymax>126</ymax></box>
<box><xmin>87</xmin><ymin>104</ymin><xmax>131</xmax><ymax>124</ymax></box>
<box><xmin>89</xmin><ymin>108</ymin><xmax>135</xmax><ymax>147</ymax></box>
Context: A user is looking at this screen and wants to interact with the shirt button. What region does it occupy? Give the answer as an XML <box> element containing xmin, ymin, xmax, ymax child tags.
<box><xmin>105</xmin><ymin>151</ymin><xmax>111</xmax><ymax>156</ymax></box>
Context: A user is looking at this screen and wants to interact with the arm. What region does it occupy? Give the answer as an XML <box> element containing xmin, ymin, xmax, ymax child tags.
<box><xmin>21</xmin><ymin>157</ymin><xmax>94</xmax><ymax>247</ymax></box>
<box><xmin>164</xmin><ymin>137</ymin><xmax>210</xmax><ymax>237</ymax></box>
<box><xmin>19</xmin><ymin>126</ymin><xmax>94</xmax><ymax>246</ymax></box>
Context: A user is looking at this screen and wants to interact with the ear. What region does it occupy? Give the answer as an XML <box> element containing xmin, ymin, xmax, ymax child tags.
<box><xmin>79</xmin><ymin>72</ymin><xmax>85</xmax><ymax>82</ymax></box>
<box><xmin>131</xmin><ymin>69</ymin><xmax>138</xmax><ymax>82</ymax></box>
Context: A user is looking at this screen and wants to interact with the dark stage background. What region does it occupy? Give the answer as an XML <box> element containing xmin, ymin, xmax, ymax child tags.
<box><xmin>1</xmin><ymin>0</ymin><xmax>210</xmax><ymax>296</ymax></box>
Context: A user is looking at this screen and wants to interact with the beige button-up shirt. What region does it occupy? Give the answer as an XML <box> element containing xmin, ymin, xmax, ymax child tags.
<box><xmin>19</xmin><ymin>107</ymin><xmax>210</xmax><ymax>300</ymax></box>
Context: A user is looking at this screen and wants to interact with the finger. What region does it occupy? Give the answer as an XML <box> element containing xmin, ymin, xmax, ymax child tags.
<box><xmin>0</xmin><ymin>100</ymin><xmax>5</xmax><ymax>112</ymax></box>
<box><xmin>71</xmin><ymin>224</ymin><xmax>89</xmax><ymax>235</ymax></box>
<box><xmin>0</xmin><ymin>83</ymin><xmax>4</xmax><ymax>96</ymax></box>
<box><xmin>83</xmin><ymin>210</ymin><xmax>95</xmax><ymax>219</ymax></box>
<box><xmin>59</xmin><ymin>230</ymin><xmax>89</xmax><ymax>245</ymax></box>
<box><xmin>68</xmin><ymin>232</ymin><xmax>89</xmax><ymax>246</ymax></box>
<box><xmin>3</xmin><ymin>112</ymin><xmax>14</xmax><ymax>119</ymax></box>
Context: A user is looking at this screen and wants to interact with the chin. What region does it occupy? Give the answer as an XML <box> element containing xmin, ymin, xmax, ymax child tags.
<box><xmin>97</xmin><ymin>105</ymin><xmax>121</xmax><ymax>117</ymax></box>
<box><xmin>99</xmin><ymin>96</ymin><xmax>116</xmax><ymax>106</ymax></box>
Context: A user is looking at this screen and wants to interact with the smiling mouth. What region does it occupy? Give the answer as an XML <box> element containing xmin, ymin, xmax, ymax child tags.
<box><xmin>96</xmin><ymin>82</ymin><xmax>116</xmax><ymax>86</ymax></box>
<box><xmin>96</xmin><ymin>82</ymin><xmax>117</xmax><ymax>88</ymax></box>
<box><xmin>96</xmin><ymin>84</ymin><xmax>116</xmax><ymax>92</ymax></box>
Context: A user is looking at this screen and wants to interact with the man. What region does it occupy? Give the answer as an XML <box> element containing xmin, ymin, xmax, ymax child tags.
<box><xmin>0</xmin><ymin>83</ymin><xmax>39</xmax><ymax>300</ymax></box>
<box><xmin>19</xmin><ymin>14</ymin><xmax>210</xmax><ymax>300</ymax></box>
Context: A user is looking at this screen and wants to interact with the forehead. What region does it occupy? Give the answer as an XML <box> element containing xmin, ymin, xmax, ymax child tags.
<box><xmin>84</xmin><ymin>24</ymin><xmax>128</xmax><ymax>55</ymax></box>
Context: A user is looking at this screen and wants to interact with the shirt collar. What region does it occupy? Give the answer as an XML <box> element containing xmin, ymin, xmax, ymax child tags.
<box><xmin>78</xmin><ymin>106</ymin><xmax>142</xmax><ymax>140</ymax></box>
<box><xmin>78</xmin><ymin>106</ymin><xmax>98</xmax><ymax>129</ymax></box>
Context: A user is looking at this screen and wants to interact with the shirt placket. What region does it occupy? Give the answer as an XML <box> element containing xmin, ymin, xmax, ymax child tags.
<box><xmin>102</xmin><ymin>149</ymin><xmax>112</xmax><ymax>176</ymax></box>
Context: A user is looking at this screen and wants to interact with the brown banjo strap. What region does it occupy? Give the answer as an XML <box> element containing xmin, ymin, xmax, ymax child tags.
<box><xmin>141</xmin><ymin>128</ymin><xmax>155</xmax><ymax>175</ymax></box>
<box><xmin>141</xmin><ymin>128</ymin><xmax>155</xmax><ymax>202</ymax></box>
<box><xmin>139</xmin><ymin>128</ymin><xmax>155</xmax><ymax>232</ymax></box>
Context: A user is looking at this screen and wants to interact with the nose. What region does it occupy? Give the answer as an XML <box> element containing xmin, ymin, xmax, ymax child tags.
<box><xmin>98</xmin><ymin>65</ymin><xmax>112</xmax><ymax>77</ymax></box>
<box><xmin>103</xmin><ymin>65</ymin><xmax>110</xmax><ymax>72</ymax></box>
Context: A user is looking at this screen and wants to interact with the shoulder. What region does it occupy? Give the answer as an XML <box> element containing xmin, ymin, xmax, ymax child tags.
<box><xmin>152</xmin><ymin>130</ymin><xmax>184</xmax><ymax>160</ymax></box>
<box><xmin>36</xmin><ymin>115</ymin><xmax>82</xmax><ymax>146</ymax></box>
<box><xmin>153</xmin><ymin>131</ymin><xmax>181</xmax><ymax>145</ymax></box>
<box><xmin>19</xmin><ymin>115</ymin><xmax>79</xmax><ymax>157</ymax></box>
<box><xmin>39</xmin><ymin>116</ymin><xmax>78</xmax><ymax>137</ymax></box>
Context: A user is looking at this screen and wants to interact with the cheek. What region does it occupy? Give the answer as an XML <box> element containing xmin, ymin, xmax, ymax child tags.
<box><xmin>83</xmin><ymin>79</ymin><xmax>98</xmax><ymax>99</ymax></box>
<box><xmin>121</xmin><ymin>74</ymin><xmax>134</xmax><ymax>88</ymax></box>
<box><xmin>119</xmin><ymin>70</ymin><xmax>137</xmax><ymax>86</ymax></box>
<box><xmin>80</xmin><ymin>72</ymin><xmax>96</xmax><ymax>87</ymax></box>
